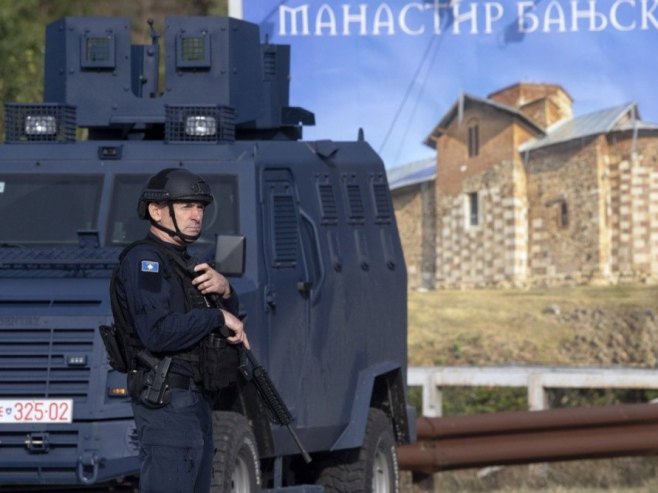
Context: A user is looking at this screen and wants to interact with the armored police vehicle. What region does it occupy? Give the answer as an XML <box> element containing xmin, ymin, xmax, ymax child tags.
<box><xmin>0</xmin><ymin>15</ymin><xmax>413</xmax><ymax>492</ymax></box>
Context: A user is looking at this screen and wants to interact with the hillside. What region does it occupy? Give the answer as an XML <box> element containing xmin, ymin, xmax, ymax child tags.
<box><xmin>408</xmin><ymin>285</ymin><xmax>658</xmax><ymax>368</ymax></box>
<box><xmin>405</xmin><ymin>285</ymin><xmax>658</xmax><ymax>492</ymax></box>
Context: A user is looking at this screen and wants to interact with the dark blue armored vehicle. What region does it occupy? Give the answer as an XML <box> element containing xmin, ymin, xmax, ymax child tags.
<box><xmin>0</xmin><ymin>16</ymin><xmax>413</xmax><ymax>492</ymax></box>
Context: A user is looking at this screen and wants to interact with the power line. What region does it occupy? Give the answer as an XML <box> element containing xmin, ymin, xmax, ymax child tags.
<box><xmin>378</xmin><ymin>0</ymin><xmax>455</xmax><ymax>163</ymax></box>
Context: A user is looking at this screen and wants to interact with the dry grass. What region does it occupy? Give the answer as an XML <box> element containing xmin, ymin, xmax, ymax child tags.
<box><xmin>402</xmin><ymin>461</ymin><xmax>658</xmax><ymax>493</ymax></box>
<box><xmin>407</xmin><ymin>285</ymin><xmax>658</xmax><ymax>367</ymax></box>
<box><xmin>404</xmin><ymin>284</ymin><xmax>658</xmax><ymax>492</ymax></box>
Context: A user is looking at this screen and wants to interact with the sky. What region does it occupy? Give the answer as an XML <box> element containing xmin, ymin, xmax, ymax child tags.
<box><xmin>236</xmin><ymin>0</ymin><xmax>658</xmax><ymax>170</ymax></box>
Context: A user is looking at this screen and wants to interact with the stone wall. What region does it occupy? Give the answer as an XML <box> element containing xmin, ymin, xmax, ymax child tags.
<box><xmin>607</xmin><ymin>132</ymin><xmax>658</xmax><ymax>282</ymax></box>
<box><xmin>525</xmin><ymin>137</ymin><xmax>606</xmax><ymax>284</ymax></box>
<box><xmin>431</xmin><ymin>103</ymin><xmax>532</xmax><ymax>288</ymax></box>
<box><xmin>391</xmin><ymin>185</ymin><xmax>424</xmax><ymax>289</ymax></box>
<box><xmin>436</xmin><ymin>160</ymin><xmax>528</xmax><ymax>288</ymax></box>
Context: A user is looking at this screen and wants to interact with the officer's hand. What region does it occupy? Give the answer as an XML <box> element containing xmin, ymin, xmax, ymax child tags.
<box><xmin>221</xmin><ymin>309</ymin><xmax>250</xmax><ymax>349</ymax></box>
<box><xmin>193</xmin><ymin>263</ymin><xmax>232</xmax><ymax>298</ymax></box>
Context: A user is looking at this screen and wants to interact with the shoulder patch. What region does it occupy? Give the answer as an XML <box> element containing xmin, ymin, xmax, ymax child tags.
<box><xmin>141</xmin><ymin>260</ymin><xmax>160</xmax><ymax>273</ymax></box>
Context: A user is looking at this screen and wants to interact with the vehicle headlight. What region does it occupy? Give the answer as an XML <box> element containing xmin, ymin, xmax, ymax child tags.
<box><xmin>185</xmin><ymin>116</ymin><xmax>217</xmax><ymax>136</ymax></box>
<box><xmin>25</xmin><ymin>115</ymin><xmax>58</xmax><ymax>136</ymax></box>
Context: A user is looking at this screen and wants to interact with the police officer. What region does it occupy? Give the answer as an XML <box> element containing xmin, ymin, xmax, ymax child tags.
<box><xmin>111</xmin><ymin>168</ymin><xmax>248</xmax><ymax>492</ymax></box>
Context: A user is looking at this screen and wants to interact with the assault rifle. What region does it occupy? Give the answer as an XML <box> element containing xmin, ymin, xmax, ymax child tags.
<box><xmin>241</xmin><ymin>347</ymin><xmax>312</xmax><ymax>464</ymax></box>
<box><xmin>193</xmin><ymin>270</ymin><xmax>312</xmax><ymax>464</ymax></box>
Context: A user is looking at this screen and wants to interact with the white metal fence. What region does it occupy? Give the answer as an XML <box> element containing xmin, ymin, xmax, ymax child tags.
<box><xmin>408</xmin><ymin>366</ymin><xmax>658</xmax><ymax>416</ymax></box>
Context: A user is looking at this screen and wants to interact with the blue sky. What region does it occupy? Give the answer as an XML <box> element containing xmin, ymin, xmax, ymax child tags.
<box><xmin>239</xmin><ymin>0</ymin><xmax>658</xmax><ymax>169</ymax></box>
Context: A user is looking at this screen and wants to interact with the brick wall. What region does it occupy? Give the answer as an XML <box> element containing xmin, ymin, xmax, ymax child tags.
<box><xmin>488</xmin><ymin>82</ymin><xmax>573</xmax><ymax>128</ymax></box>
<box><xmin>436</xmin><ymin>105</ymin><xmax>519</xmax><ymax>196</ymax></box>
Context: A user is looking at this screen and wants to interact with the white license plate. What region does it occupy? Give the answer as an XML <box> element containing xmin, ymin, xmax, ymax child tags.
<box><xmin>0</xmin><ymin>399</ymin><xmax>73</xmax><ymax>423</ymax></box>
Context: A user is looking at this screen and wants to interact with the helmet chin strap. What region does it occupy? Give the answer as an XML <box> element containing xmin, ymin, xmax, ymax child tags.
<box><xmin>151</xmin><ymin>202</ymin><xmax>201</xmax><ymax>244</ymax></box>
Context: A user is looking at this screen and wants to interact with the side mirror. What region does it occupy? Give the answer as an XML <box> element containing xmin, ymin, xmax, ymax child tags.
<box><xmin>214</xmin><ymin>235</ymin><xmax>245</xmax><ymax>276</ymax></box>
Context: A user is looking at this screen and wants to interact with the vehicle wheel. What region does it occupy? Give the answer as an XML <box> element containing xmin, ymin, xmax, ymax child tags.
<box><xmin>211</xmin><ymin>411</ymin><xmax>261</xmax><ymax>493</ymax></box>
<box><xmin>316</xmin><ymin>408</ymin><xmax>399</xmax><ymax>493</ymax></box>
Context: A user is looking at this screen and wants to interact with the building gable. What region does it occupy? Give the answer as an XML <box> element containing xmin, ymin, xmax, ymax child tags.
<box><xmin>424</xmin><ymin>92</ymin><xmax>545</xmax><ymax>150</ymax></box>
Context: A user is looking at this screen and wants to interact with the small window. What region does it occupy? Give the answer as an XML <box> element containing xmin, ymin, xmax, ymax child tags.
<box><xmin>467</xmin><ymin>191</ymin><xmax>479</xmax><ymax>227</ymax></box>
<box><xmin>176</xmin><ymin>33</ymin><xmax>211</xmax><ymax>69</ymax></box>
<box><xmin>468</xmin><ymin>121</ymin><xmax>479</xmax><ymax>157</ymax></box>
<box><xmin>559</xmin><ymin>201</ymin><xmax>569</xmax><ymax>228</ymax></box>
<box><xmin>545</xmin><ymin>196</ymin><xmax>569</xmax><ymax>229</ymax></box>
<box><xmin>181</xmin><ymin>37</ymin><xmax>206</xmax><ymax>62</ymax></box>
<box><xmin>80</xmin><ymin>33</ymin><xmax>116</xmax><ymax>69</ymax></box>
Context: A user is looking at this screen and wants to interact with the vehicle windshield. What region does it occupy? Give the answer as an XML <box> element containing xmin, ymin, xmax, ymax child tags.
<box><xmin>0</xmin><ymin>173</ymin><xmax>238</xmax><ymax>246</ymax></box>
<box><xmin>108</xmin><ymin>174</ymin><xmax>239</xmax><ymax>245</ymax></box>
<box><xmin>0</xmin><ymin>175</ymin><xmax>102</xmax><ymax>244</ymax></box>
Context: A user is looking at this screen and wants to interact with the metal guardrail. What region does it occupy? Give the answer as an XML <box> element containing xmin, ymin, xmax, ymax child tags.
<box><xmin>400</xmin><ymin>366</ymin><xmax>658</xmax><ymax>486</ymax></box>
<box><xmin>408</xmin><ymin>365</ymin><xmax>658</xmax><ymax>416</ymax></box>
<box><xmin>398</xmin><ymin>402</ymin><xmax>658</xmax><ymax>474</ymax></box>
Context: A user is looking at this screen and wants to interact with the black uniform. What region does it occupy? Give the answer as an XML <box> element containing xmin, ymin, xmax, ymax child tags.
<box><xmin>113</xmin><ymin>233</ymin><xmax>239</xmax><ymax>493</ymax></box>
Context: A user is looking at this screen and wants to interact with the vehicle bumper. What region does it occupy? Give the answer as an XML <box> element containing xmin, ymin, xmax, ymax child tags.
<box><xmin>0</xmin><ymin>419</ymin><xmax>139</xmax><ymax>485</ymax></box>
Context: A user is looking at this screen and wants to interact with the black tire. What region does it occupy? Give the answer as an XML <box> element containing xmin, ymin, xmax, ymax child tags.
<box><xmin>316</xmin><ymin>408</ymin><xmax>399</xmax><ymax>493</ymax></box>
<box><xmin>211</xmin><ymin>411</ymin><xmax>261</xmax><ymax>493</ymax></box>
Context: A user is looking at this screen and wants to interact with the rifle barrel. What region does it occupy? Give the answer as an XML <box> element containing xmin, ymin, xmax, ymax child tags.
<box><xmin>246</xmin><ymin>349</ymin><xmax>312</xmax><ymax>463</ymax></box>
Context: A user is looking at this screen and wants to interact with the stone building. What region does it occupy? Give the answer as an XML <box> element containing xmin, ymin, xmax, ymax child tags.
<box><xmin>388</xmin><ymin>159</ymin><xmax>436</xmax><ymax>290</ymax></box>
<box><xmin>392</xmin><ymin>82</ymin><xmax>658</xmax><ymax>288</ymax></box>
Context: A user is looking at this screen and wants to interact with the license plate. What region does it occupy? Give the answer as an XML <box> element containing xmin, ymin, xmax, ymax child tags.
<box><xmin>0</xmin><ymin>399</ymin><xmax>73</xmax><ymax>423</ymax></box>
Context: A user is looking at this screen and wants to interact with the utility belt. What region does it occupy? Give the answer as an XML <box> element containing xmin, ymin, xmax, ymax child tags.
<box><xmin>100</xmin><ymin>323</ymin><xmax>242</xmax><ymax>406</ymax></box>
<box><xmin>167</xmin><ymin>372</ymin><xmax>194</xmax><ymax>390</ymax></box>
<box><xmin>127</xmin><ymin>365</ymin><xmax>194</xmax><ymax>408</ymax></box>
<box><xmin>128</xmin><ymin>338</ymin><xmax>242</xmax><ymax>408</ymax></box>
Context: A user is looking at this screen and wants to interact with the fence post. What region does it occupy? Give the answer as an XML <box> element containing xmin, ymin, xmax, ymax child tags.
<box><xmin>423</xmin><ymin>371</ymin><xmax>442</xmax><ymax>417</ymax></box>
<box><xmin>528</xmin><ymin>372</ymin><xmax>548</xmax><ymax>410</ymax></box>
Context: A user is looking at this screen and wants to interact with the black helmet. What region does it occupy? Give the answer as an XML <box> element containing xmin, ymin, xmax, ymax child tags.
<box><xmin>138</xmin><ymin>168</ymin><xmax>213</xmax><ymax>243</ymax></box>
<box><xmin>138</xmin><ymin>168</ymin><xmax>213</xmax><ymax>220</ymax></box>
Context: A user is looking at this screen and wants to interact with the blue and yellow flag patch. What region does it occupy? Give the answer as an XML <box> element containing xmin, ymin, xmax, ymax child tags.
<box><xmin>141</xmin><ymin>260</ymin><xmax>159</xmax><ymax>273</ymax></box>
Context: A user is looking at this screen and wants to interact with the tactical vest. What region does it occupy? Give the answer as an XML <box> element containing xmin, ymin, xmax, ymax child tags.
<box><xmin>110</xmin><ymin>238</ymin><xmax>207</xmax><ymax>380</ymax></box>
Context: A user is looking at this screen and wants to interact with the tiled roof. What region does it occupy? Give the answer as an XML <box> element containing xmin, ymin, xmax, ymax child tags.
<box><xmin>387</xmin><ymin>158</ymin><xmax>436</xmax><ymax>191</ymax></box>
<box><xmin>519</xmin><ymin>103</ymin><xmax>640</xmax><ymax>152</ymax></box>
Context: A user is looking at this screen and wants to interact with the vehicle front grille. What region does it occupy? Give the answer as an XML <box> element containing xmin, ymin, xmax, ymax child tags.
<box><xmin>0</xmin><ymin>322</ymin><xmax>95</xmax><ymax>400</ymax></box>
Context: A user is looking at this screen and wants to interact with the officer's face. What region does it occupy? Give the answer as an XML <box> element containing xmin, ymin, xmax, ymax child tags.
<box><xmin>149</xmin><ymin>201</ymin><xmax>205</xmax><ymax>245</ymax></box>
